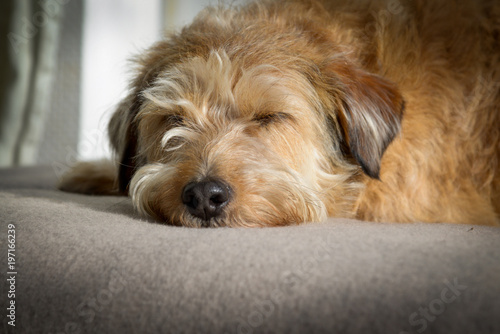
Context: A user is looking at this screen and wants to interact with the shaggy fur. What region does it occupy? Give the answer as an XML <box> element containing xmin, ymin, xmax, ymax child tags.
<box><xmin>59</xmin><ymin>0</ymin><xmax>500</xmax><ymax>227</ymax></box>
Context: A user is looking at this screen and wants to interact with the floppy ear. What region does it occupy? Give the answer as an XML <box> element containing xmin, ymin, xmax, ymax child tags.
<box><xmin>108</xmin><ymin>95</ymin><xmax>142</xmax><ymax>194</ymax></box>
<box><xmin>327</xmin><ymin>62</ymin><xmax>405</xmax><ymax>179</ymax></box>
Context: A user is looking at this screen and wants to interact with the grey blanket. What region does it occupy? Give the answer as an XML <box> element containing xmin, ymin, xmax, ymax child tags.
<box><xmin>1</xmin><ymin>166</ymin><xmax>499</xmax><ymax>333</ymax></box>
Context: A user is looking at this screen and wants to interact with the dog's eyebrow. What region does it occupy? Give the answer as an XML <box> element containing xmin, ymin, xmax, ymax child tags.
<box><xmin>252</xmin><ymin>112</ymin><xmax>294</xmax><ymax>126</ymax></box>
<box><xmin>164</xmin><ymin>114</ymin><xmax>185</xmax><ymax>125</ymax></box>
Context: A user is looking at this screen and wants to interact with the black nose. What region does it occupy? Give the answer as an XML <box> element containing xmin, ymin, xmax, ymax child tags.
<box><xmin>182</xmin><ymin>180</ymin><xmax>230</xmax><ymax>221</ymax></box>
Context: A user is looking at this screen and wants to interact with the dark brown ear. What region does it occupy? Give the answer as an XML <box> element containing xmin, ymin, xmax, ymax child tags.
<box><xmin>108</xmin><ymin>95</ymin><xmax>142</xmax><ymax>194</ymax></box>
<box><xmin>118</xmin><ymin>118</ymin><xmax>139</xmax><ymax>193</ymax></box>
<box><xmin>328</xmin><ymin>62</ymin><xmax>404</xmax><ymax>179</ymax></box>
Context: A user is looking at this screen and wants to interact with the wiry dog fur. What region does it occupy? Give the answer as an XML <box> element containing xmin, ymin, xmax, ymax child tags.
<box><xmin>59</xmin><ymin>0</ymin><xmax>500</xmax><ymax>227</ymax></box>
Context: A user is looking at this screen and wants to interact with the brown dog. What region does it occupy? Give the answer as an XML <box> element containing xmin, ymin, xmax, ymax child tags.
<box><xmin>59</xmin><ymin>0</ymin><xmax>500</xmax><ymax>227</ymax></box>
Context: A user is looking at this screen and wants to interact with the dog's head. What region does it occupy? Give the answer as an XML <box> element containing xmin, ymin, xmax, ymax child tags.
<box><xmin>109</xmin><ymin>3</ymin><xmax>404</xmax><ymax>227</ymax></box>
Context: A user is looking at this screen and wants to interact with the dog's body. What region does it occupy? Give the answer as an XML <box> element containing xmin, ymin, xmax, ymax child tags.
<box><xmin>60</xmin><ymin>0</ymin><xmax>500</xmax><ymax>227</ymax></box>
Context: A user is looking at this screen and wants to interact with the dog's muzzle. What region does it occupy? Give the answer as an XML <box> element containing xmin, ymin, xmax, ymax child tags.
<box><xmin>182</xmin><ymin>179</ymin><xmax>231</xmax><ymax>222</ymax></box>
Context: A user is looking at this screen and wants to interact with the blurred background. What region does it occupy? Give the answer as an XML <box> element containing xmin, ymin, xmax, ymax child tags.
<box><xmin>0</xmin><ymin>0</ymin><xmax>244</xmax><ymax>173</ymax></box>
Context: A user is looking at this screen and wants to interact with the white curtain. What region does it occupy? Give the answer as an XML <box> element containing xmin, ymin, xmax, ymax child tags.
<box><xmin>0</xmin><ymin>0</ymin><xmax>83</xmax><ymax>168</ymax></box>
<box><xmin>1</xmin><ymin>0</ymin><xmax>62</xmax><ymax>166</ymax></box>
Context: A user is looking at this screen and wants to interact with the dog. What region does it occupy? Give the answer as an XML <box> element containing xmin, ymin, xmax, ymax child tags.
<box><xmin>59</xmin><ymin>0</ymin><xmax>500</xmax><ymax>227</ymax></box>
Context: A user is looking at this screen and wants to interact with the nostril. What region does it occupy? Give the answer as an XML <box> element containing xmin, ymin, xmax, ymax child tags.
<box><xmin>182</xmin><ymin>180</ymin><xmax>230</xmax><ymax>221</ymax></box>
<box><xmin>181</xmin><ymin>183</ymin><xmax>198</xmax><ymax>209</ymax></box>
<box><xmin>210</xmin><ymin>193</ymin><xmax>226</xmax><ymax>205</ymax></box>
<box><xmin>206</xmin><ymin>183</ymin><xmax>229</xmax><ymax>205</ymax></box>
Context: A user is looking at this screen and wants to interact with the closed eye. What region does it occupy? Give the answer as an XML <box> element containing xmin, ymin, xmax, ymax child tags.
<box><xmin>253</xmin><ymin>112</ymin><xmax>293</xmax><ymax>126</ymax></box>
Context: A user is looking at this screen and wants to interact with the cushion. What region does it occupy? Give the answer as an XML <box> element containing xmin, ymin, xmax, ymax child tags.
<box><xmin>1</xmin><ymin>166</ymin><xmax>499</xmax><ymax>333</ymax></box>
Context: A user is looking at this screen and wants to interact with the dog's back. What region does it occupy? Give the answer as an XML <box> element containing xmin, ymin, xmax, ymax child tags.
<box><xmin>328</xmin><ymin>0</ymin><xmax>500</xmax><ymax>224</ymax></box>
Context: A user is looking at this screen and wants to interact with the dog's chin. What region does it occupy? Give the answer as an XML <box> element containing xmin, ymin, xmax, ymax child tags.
<box><xmin>129</xmin><ymin>163</ymin><xmax>328</xmax><ymax>228</ymax></box>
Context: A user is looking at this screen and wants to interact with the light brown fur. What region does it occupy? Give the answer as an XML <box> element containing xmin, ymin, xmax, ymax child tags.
<box><xmin>59</xmin><ymin>0</ymin><xmax>500</xmax><ymax>227</ymax></box>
